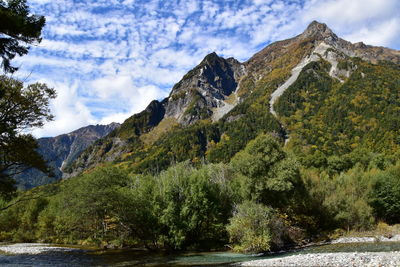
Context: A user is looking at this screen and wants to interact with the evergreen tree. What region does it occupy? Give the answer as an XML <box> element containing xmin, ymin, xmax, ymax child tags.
<box><xmin>0</xmin><ymin>0</ymin><xmax>45</xmax><ymax>73</ymax></box>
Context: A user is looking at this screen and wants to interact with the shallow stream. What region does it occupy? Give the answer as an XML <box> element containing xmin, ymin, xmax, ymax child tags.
<box><xmin>1</xmin><ymin>241</ymin><xmax>400</xmax><ymax>266</ymax></box>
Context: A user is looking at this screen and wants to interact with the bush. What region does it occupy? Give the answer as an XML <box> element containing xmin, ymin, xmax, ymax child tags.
<box><xmin>227</xmin><ymin>201</ymin><xmax>285</xmax><ymax>253</ymax></box>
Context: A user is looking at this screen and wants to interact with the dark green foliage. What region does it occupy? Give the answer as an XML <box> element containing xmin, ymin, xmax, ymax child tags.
<box><xmin>117</xmin><ymin>174</ymin><xmax>160</xmax><ymax>248</ymax></box>
<box><xmin>231</xmin><ymin>134</ymin><xmax>302</xmax><ymax>207</ymax></box>
<box><xmin>0</xmin><ymin>176</ymin><xmax>15</xmax><ymax>200</ymax></box>
<box><xmin>369</xmin><ymin>164</ymin><xmax>400</xmax><ymax>224</ymax></box>
<box><xmin>275</xmin><ymin>60</ymin><xmax>333</xmax><ymax>118</ymax></box>
<box><xmin>0</xmin><ymin>0</ymin><xmax>51</xmax><ymax>196</ymax></box>
<box><xmin>132</xmin><ymin>122</ymin><xmax>220</xmax><ymax>173</ymax></box>
<box><xmin>46</xmin><ymin>167</ymin><xmax>130</xmax><ymax>242</ymax></box>
<box><xmin>0</xmin><ymin>163</ymin><xmax>234</xmax><ymax>249</ymax></box>
<box><xmin>337</xmin><ymin>59</ymin><xmax>354</xmax><ymax>70</ymax></box>
<box><xmin>0</xmin><ymin>0</ymin><xmax>45</xmax><ymax>73</ymax></box>
<box><xmin>207</xmin><ymin>105</ymin><xmax>284</xmax><ymax>163</ymax></box>
<box><xmin>154</xmin><ymin>162</ymin><xmax>232</xmax><ymax>249</ymax></box>
<box><xmin>0</xmin><ymin>76</ymin><xmax>55</xmax><ymax>195</ymax></box>
<box><xmin>1</xmin><ymin>135</ymin><xmax>400</xmax><ymax>251</ymax></box>
<box><xmin>323</xmin><ymin>167</ymin><xmax>374</xmax><ymax>231</ymax></box>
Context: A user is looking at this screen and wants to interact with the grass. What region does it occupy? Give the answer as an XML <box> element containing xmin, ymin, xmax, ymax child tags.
<box><xmin>140</xmin><ymin>117</ymin><xmax>179</xmax><ymax>145</ymax></box>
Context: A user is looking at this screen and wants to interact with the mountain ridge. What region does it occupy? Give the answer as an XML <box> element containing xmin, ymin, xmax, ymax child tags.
<box><xmin>50</xmin><ymin>21</ymin><xmax>400</xmax><ymax>179</ymax></box>
<box><xmin>16</xmin><ymin>122</ymin><xmax>120</xmax><ymax>188</ymax></box>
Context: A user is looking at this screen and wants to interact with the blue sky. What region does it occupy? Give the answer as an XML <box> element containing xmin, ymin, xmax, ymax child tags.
<box><xmin>14</xmin><ymin>0</ymin><xmax>400</xmax><ymax>137</ymax></box>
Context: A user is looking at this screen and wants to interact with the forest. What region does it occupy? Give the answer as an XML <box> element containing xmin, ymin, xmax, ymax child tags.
<box><xmin>1</xmin><ymin>134</ymin><xmax>400</xmax><ymax>252</ymax></box>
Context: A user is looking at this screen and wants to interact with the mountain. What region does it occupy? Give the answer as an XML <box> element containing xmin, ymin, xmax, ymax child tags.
<box><xmin>63</xmin><ymin>21</ymin><xmax>400</xmax><ymax>177</ymax></box>
<box><xmin>3</xmin><ymin>21</ymin><xmax>400</xmax><ymax>250</ymax></box>
<box><xmin>16</xmin><ymin>123</ymin><xmax>120</xmax><ymax>189</ymax></box>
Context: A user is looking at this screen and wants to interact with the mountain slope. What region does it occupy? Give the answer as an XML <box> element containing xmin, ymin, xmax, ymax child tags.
<box><xmin>64</xmin><ymin>52</ymin><xmax>253</xmax><ymax>174</ymax></box>
<box><xmin>66</xmin><ymin>21</ymin><xmax>400</xmax><ymax>176</ymax></box>
<box><xmin>16</xmin><ymin>123</ymin><xmax>119</xmax><ymax>189</ymax></box>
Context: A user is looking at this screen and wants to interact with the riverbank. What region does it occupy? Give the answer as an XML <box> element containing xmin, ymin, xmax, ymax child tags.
<box><xmin>0</xmin><ymin>243</ymin><xmax>83</xmax><ymax>255</ymax></box>
<box><xmin>239</xmin><ymin>234</ymin><xmax>400</xmax><ymax>267</ymax></box>
<box><xmin>1</xmin><ymin>240</ymin><xmax>400</xmax><ymax>267</ymax></box>
<box><xmin>240</xmin><ymin>252</ymin><xmax>400</xmax><ymax>267</ymax></box>
<box><xmin>331</xmin><ymin>234</ymin><xmax>400</xmax><ymax>244</ymax></box>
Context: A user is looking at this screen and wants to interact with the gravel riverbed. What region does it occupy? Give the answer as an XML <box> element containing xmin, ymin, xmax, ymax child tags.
<box><xmin>0</xmin><ymin>243</ymin><xmax>82</xmax><ymax>255</ymax></box>
<box><xmin>239</xmin><ymin>235</ymin><xmax>400</xmax><ymax>267</ymax></box>
<box><xmin>331</xmin><ymin>235</ymin><xmax>400</xmax><ymax>244</ymax></box>
<box><xmin>240</xmin><ymin>252</ymin><xmax>400</xmax><ymax>267</ymax></box>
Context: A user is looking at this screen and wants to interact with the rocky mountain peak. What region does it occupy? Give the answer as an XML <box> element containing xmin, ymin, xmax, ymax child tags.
<box><xmin>300</xmin><ymin>20</ymin><xmax>338</xmax><ymax>42</ymax></box>
<box><xmin>200</xmin><ymin>52</ymin><xmax>220</xmax><ymax>65</ymax></box>
<box><xmin>164</xmin><ymin>52</ymin><xmax>245</xmax><ymax>125</ymax></box>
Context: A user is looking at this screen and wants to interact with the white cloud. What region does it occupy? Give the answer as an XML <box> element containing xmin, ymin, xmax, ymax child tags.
<box><xmin>29</xmin><ymin>0</ymin><xmax>52</xmax><ymax>3</ymax></box>
<box><xmin>343</xmin><ymin>18</ymin><xmax>400</xmax><ymax>47</ymax></box>
<box><xmin>303</xmin><ymin>0</ymin><xmax>399</xmax><ymax>26</ymax></box>
<box><xmin>31</xmin><ymin>81</ymin><xmax>95</xmax><ymax>138</ymax></box>
<box><xmin>90</xmin><ymin>75</ymin><xmax>168</xmax><ymax>123</ymax></box>
<box><xmin>49</xmin><ymin>24</ymin><xmax>85</xmax><ymax>36</ymax></box>
<box><xmin>300</xmin><ymin>0</ymin><xmax>400</xmax><ymax>46</ymax></box>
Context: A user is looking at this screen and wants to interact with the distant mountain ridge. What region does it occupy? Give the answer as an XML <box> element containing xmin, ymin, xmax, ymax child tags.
<box><xmin>16</xmin><ymin>122</ymin><xmax>120</xmax><ymax>189</ymax></box>
<box><xmin>30</xmin><ymin>21</ymin><xmax>400</xmax><ymax>183</ymax></box>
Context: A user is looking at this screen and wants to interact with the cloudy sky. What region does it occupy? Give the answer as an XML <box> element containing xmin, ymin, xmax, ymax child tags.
<box><xmin>14</xmin><ymin>0</ymin><xmax>400</xmax><ymax>137</ymax></box>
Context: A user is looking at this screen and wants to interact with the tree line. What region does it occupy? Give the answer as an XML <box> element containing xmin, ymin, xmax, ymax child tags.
<box><xmin>1</xmin><ymin>134</ymin><xmax>400</xmax><ymax>252</ymax></box>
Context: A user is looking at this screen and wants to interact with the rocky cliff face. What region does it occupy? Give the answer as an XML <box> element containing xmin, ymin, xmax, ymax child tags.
<box><xmin>16</xmin><ymin>123</ymin><xmax>119</xmax><ymax>189</ymax></box>
<box><xmin>164</xmin><ymin>52</ymin><xmax>246</xmax><ymax>125</ymax></box>
<box><xmin>245</xmin><ymin>21</ymin><xmax>399</xmax><ymax>77</ymax></box>
<box><xmin>300</xmin><ymin>21</ymin><xmax>400</xmax><ymax>64</ymax></box>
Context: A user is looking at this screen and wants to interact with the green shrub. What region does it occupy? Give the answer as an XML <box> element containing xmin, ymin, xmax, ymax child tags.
<box><xmin>227</xmin><ymin>201</ymin><xmax>284</xmax><ymax>253</ymax></box>
<box><xmin>369</xmin><ymin>164</ymin><xmax>400</xmax><ymax>224</ymax></box>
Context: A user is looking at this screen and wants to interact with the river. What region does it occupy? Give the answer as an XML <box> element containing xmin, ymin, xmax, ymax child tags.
<box><xmin>1</xmin><ymin>241</ymin><xmax>400</xmax><ymax>266</ymax></box>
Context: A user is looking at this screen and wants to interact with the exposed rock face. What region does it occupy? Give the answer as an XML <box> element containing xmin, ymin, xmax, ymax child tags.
<box><xmin>164</xmin><ymin>52</ymin><xmax>245</xmax><ymax>125</ymax></box>
<box><xmin>246</xmin><ymin>21</ymin><xmax>400</xmax><ymax>77</ymax></box>
<box><xmin>44</xmin><ymin>123</ymin><xmax>120</xmax><ymax>169</ymax></box>
<box><xmin>15</xmin><ymin>123</ymin><xmax>119</xmax><ymax>189</ymax></box>
<box><xmin>301</xmin><ymin>21</ymin><xmax>400</xmax><ymax>64</ymax></box>
<box><xmin>300</xmin><ymin>20</ymin><xmax>339</xmax><ymax>42</ymax></box>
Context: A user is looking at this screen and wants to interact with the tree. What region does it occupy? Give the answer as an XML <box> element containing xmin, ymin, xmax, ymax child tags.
<box><xmin>230</xmin><ymin>133</ymin><xmax>301</xmax><ymax>207</ymax></box>
<box><xmin>369</xmin><ymin>164</ymin><xmax>400</xmax><ymax>224</ymax></box>
<box><xmin>0</xmin><ymin>0</ymin><xmax>45</xmax><ymax>73</ymax></box>
<box><xmin>0</xmin><ymin>0</ymin><xmax>50</xmax><ymax>199</ymax></box>
<box><xmin>0</xmin><ymin>75</ymin><xmax>55</xmax><ymax>197</ymax></box>
<box><xmin>155</xmin><ymin>162</ymin><xmax>232</xmax><ymax>250</ymax></box>
<box><xmin>42</xmin><ymin>166</ymin><xmax>130</xmax><ymax>244</ymax></box>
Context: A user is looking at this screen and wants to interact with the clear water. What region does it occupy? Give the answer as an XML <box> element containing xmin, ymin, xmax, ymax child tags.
<box><xmin>1</xmin><ymin>242</ymin><xmax>400</xmax><ymax>266</ymax></box>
